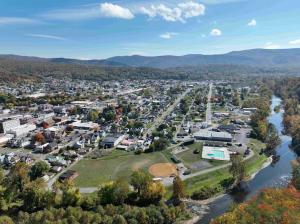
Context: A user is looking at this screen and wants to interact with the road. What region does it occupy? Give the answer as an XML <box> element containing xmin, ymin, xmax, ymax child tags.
<box><xmin>143</xmin><ymin>88</ymin><xmax>191</xmax><ymax>138</ymax></box>
<box><xmin>47</xmin><ymin>147</ymin><xmax>96</xmax><ymax>189</ymax></box>
<box><xmin>206</xmin><ymin>83</ymin><xmax>213</xmax><ymax>125</ymax></box>
<box><xmin>174</xmin><ymin>97</ymin><xmax>195</xmax><ymax>140</ymax></box>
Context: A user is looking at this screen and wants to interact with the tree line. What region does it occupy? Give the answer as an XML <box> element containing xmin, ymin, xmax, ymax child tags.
<box><xmin>0</xmin><ymin>162</ymin><xmax>190</xmax><ymax>224</ymax></box>
<box><xmin>265</xmin><ymin>77</ymin><xmax>300</xmax><ymax>155</ymax></box>
<box><xmin>245</xmin><ymin>85</ymin><xmax>280</xmax><ymax>153</ymax></box>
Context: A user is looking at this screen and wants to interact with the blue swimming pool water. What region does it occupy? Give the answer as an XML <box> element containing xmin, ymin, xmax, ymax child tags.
<box><xmin>207</xmin><ymin>150</ymin><xmax>225</xmax><ymax>159</ymax></box>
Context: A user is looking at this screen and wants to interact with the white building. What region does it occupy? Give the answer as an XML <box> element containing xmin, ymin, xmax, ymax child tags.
<box><xmin>0</xmin><ymin>119</ymin><xmax>20</xmax><ymax>133</ymax></box>
<box><xmin>71</xmin><ymin>121</ymin><xmax>99</xmax><ymax>130</ymax></box>
<box><xmin>7</xmin><ymin>124</ymin><xmax>37</xmax><ymax>137</ymax></box>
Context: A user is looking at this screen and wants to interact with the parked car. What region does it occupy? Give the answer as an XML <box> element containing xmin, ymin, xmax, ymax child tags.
<box><xmin>183</xmin><ymin>169</ymin><xmax>191</xmax><ymax>175</ymax></box>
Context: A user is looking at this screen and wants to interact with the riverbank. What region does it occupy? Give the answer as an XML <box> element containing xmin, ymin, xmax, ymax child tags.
<box><xmin>249</xmin><ymin>156</ymin><xmax>272</xmax><ymax>180</ymax></box>
<box><xmin>183</xmin><ymin>155</ymin><xmax>273</xmax><ymax>224</ymax></box>
<box><xmin>197</xmin><ymin>96</ymin><xmax>296</xmax><ymax>224</ymax></box>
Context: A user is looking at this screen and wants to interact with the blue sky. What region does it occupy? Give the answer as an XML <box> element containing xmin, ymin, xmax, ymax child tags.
<box><xmin>0</xmin><ymin>0</ymin><xmax>300</xmax><ymax>59</ymax></box>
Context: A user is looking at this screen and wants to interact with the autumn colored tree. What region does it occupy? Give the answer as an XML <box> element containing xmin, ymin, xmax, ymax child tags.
<box><xmin>211</xmin><ymin>188</ymin><xmax>300</xmax><ymax>224</ymax></box>
<box><xmin>34</xmin><ymin>132</ymin><xmax>45</xmax><ymax>143</ymax></box>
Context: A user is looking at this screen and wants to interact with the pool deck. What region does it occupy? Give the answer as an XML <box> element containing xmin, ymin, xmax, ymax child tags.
<box><xmin>202</xmin><ymin>146</ymin><xmax>230</xmax><ymax>161</ymax></box>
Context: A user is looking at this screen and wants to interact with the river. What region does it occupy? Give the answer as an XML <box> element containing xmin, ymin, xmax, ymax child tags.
<box><xmin>198</xmin><ymin>96</ymin><xmax>297</xmax><ymax>223</ymax></box>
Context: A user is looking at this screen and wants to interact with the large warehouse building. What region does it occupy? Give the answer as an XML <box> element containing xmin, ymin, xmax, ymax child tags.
<box><xmin>193</xmin><ymin>130</ymin><xmax>233</xmax><ymax>142</ymax></box>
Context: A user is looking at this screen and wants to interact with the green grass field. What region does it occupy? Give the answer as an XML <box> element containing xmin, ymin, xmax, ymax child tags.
<box><xmin>73</xmin><ymin>149</ymin><xmax>171</xmax><ymax>187</ymax></box>
<box><xmin>244</xmin><ymin>138</ymin><xmax>268</xmax><ymax>175</ymax></box>
<box><xmin>177</xmin><ymin>142</ymin><xmax>203</xmax><ymax>167</ymax></box>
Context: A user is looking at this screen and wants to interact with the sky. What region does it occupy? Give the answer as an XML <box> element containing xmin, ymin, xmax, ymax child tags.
<box><xmin>0</xmin><ymin>0</ymin><xmax>300</xmax><ymax>59</ymax></box>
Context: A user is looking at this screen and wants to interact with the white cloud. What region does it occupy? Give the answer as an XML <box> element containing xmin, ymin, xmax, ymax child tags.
<box><xmin>43</xmin><ymin>3</ymin><xmax>133</xmax><ymax>21</ymax></box>
<box><xmin>159</xmin><ymin>32</ymin><xmax>179</xmax><ymax>39</ymax></box>
<box><xmin>27</xmin><ymin>34</ymin><xmax>66</xmax><ymax>40</ymax></box>
<box><xmin>264</xmin><ymin>42</ymin><xmax>280</xmax><ymax>49</ymax></box>
<box><xmin>100</xmin><ymin>3</ymin><xmax>134</xmax><ymax>19</ymax></box>
<box><xmin>0</xmin><ymin>17</ymin><xmax>38</xmax><ymax>25</ymax></box>
<box><xmin>210</xmin><ymin>28</ymin><xmax>222</xmax><ymax>36</ymax></box>
<box><xmin>247</xmin><ymin>19</ymin><xmax>257</xmax><ymax>26</ymax></box>
<box><xmin>289</xmin><ymin>39</ymin><xmax>300</xmax><ymax>45</ymax></box>
<box><xmin>139</xmin><ymin>1</ymin><xmax>205</xmax><ymax>22</ymax></box>
<box><xmin>178</xmin><ymin>2</ymin><xmax>205</xmax><ymax>18</ymax></box>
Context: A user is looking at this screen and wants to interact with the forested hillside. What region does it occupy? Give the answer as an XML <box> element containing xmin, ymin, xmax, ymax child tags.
<box><xmin>1</xmin><ymin>57</ymin><xmax>299</xmax><ymax>84</ymax></box>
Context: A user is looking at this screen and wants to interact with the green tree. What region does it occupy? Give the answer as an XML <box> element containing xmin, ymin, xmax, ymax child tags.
<box><xmin>5</xmin><ymin>163</ymin><xmax>30</xmax><ymax>200</ymax></box>
<box><xmin>136</xmin><ymin>209</ymin><xmax>149</xmax><ymax>224</ymax></box>
<box><xmin>232</xmin><ymin>92</ymin><xmax>240</xmax><ymax>106</ymax></box>
<box><xmin>148</xmin><ymin>138</ymin><xmax>169</xmax><ymax>152</ymax></box>
<box><xmin>265</xmin><ymin>124</ymin><xmax>281</xmax><ymax>151</ymax></box>
<box><xmin>60</xmin><ymin>180</ymin><xmax>82</xmax><ymax>207</ymax></box>
<box><xmin>229</xmin><ymin>155</ymin><xmax>246</xmax><ymax>187</ymax></box>
<box><xmin>87</xmin><ymin>109</ymin><xmax>99</xmax><ymax>122</ymax></box>
<box><xmin>30</xmin><ymin>161</ymin><xmax>50</xmax><ymax>180</ymax></box>
<box><xmin>22</xmin><ymin>179</ymin><xmax>53</xmax><ymax>212</ymax></box>
<box><xmin>130</xmin><ymin>170</ymin><xmax>152</xmax><ymax>197</ymax></box>
<box><xmin>0</xmin><ymin>168</ymin><xmax>8</xmax><ymax>212</ymax></box>
<box><xmin>292</xmin><ymin>165</ymin><xmax>300</xmax><ymax>190</ymax></box>
<box><xmin>0</xmin><ymin>216</ymin><xmax>14</xmax><ymax>224</ymax></box>
<box><xmin>98</xmin><ymin>178</ymin><xmax>130</xmax><ymax>205</ymax></box>
<box><xmin>130</xmin><ymin>170</ymin><xmax>165</xmax><ymax>204</ymax></box>
<box><xmin>112</xmin><ymin>215</ymin><xmax>127</xmax><ymax>224</ymax></box>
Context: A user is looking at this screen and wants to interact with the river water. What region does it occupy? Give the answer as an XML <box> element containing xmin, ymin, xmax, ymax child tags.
<box><xmin>199</xmin><ymin>96</ymin><xmax>297</xmax><ymax>223</ymax></box>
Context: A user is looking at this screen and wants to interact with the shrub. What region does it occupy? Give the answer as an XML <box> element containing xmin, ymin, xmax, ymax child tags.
<box><xmin>191</xmin><ymin>186</ymin><xmax>222</xmax><ymax>200</ymax></box>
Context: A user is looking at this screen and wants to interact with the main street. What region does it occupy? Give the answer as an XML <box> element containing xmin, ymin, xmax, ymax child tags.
<box><xmin>143</xmin><ymin>88</ymin><xmax>192</xmax><ymax>138</ymax></box>
<box><xmin>206</xmin><ymin>83</ymin><xmax>213</xmax><ymax>125</ymax></box>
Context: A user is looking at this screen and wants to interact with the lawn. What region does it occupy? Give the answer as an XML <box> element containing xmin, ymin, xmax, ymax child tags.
<box><xmin>166</xmin><ymin>169</ymin><xmax>231</xmax><ymax>198</ymax></box>
<box><xmin>244</xmin><ymin>138</ymin><xmax>268</xmax><ymax>175</ymax></box>
<box><xmin>177</xmin><ymin>142</ymin><xmax>203</xmax><ymax>166</ymax></box>
<box><xmin>73</xmin><ymin>150</ymin><xmax>170</xmax><ymax>187</ymax></box>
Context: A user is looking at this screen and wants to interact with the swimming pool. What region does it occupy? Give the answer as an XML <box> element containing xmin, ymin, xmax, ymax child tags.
<box><xmin>202</xmin><ymin>146</ymin><xmax>230</xmax><ymax>161</ymax></box>
<box><xmin>207</xmin><ymin>150</ymin><xmax>225</xmax><ymax>159</ymax></box>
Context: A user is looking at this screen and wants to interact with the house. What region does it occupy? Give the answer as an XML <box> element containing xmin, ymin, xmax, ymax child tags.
<box><xmin>51</xmin><ymin>165</ymin><xmax>63</xmax><ymax>173</ymax></box>
<box><xmin>63</xmin><ymin>150</ymin><xmax>78</xmax><ymax>160</ymax></box>
<box><xmin>46</xmin><ymin>155</ymin><xmax>68</xmax><ymax>166</ymax></box>
<box><xmin>59</xmin><ymin>170</ymin><xmax>78</xmax><ymax>182</ymax></box>
<box><xmin>101</xmin><ymin>133</ymin><xmax>125</xmax><ymax>148</ymax></box>
<box><xmin>7</xmin><ymin>138</ymin><xmax>31</xmax><ymax>148</ymax></box>
<box><xmin>116</xmin><ymin>139</ymin><xmax>134</xmax><ymax>151</ymax></box>
<box><xmin>43</xmin><ymin>142</ymin><xmax>58</xmax><ymax>153</ymax></box>
<box><xmin>73</xmin><ymin>140</ymin><xmax>85</xmax><ymax>149</ymax></box>
<box><xmin>71</xmin><ymin>121</ymin><xmax>99</xmax><ymax>130</ymax></box>
<box><xmin>0</xmin><ymin>152</ymin><xmax>20</xmax><ymax>166</ymax></box>
<box><xmin>20</xmin><ymin>155</ymin><xmax>34</xmax><ymax>164</ymax></box>
<box><xmin>34</xmin><ymin>143</ymin><xmax>50</xmax><ymax>153</ymax></box>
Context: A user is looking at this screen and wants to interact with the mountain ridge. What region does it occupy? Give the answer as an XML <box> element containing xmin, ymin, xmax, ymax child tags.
<box><xmin>1</xmin><ymin>48</ymin><xmax>300</xmax><ymax>69</ymax></box>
